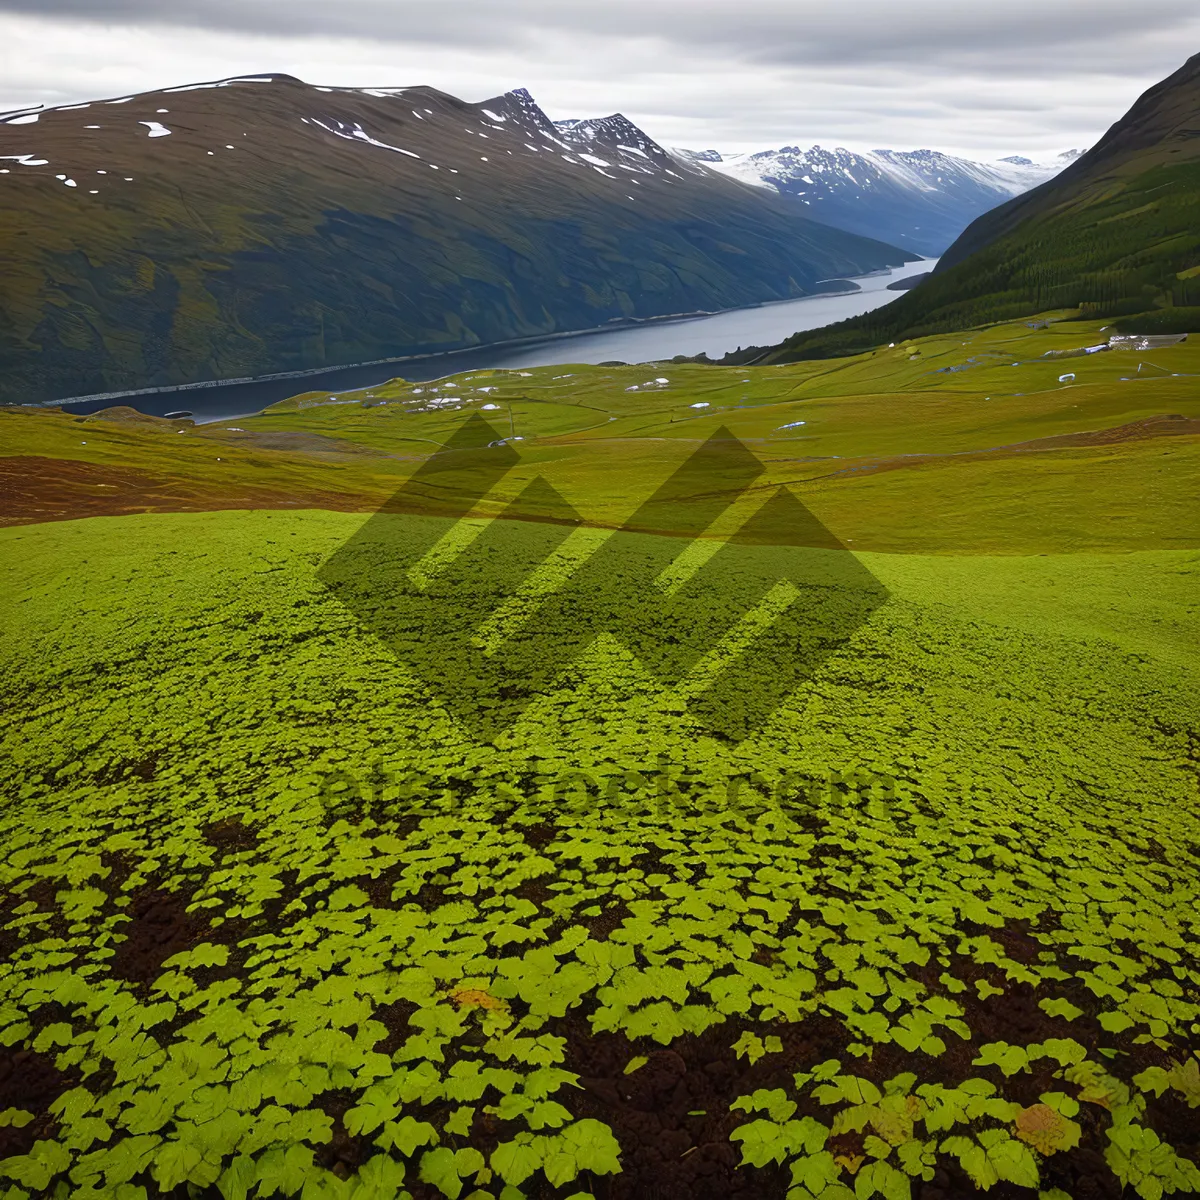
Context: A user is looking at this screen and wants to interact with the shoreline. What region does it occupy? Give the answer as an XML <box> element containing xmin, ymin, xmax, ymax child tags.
<box><xmin>30</xmin><ymin>268</ymin><xmax>921</xmax><ymax>411</ymax></box>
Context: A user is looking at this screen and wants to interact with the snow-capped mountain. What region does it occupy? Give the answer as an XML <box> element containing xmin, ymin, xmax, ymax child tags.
<box><xmin>553</xmin><ymin>111</ymin><xmax>694</xmax><ymax>176</ymax></box>
<box><xmin>457</xmin><ymin>89</ymin><xmax>702</xmax><ymax>182</ymax></box>
<box><xmin>676</xmin><ymin>144</ymin><xmax>1086</xmax><ymax>255</ymax></box>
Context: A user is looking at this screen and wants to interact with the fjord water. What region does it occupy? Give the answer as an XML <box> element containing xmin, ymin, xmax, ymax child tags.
<box><xmin>57</xmin><ymin>258</ymin><xmax>935</xmax><ymax>424</ymax></box>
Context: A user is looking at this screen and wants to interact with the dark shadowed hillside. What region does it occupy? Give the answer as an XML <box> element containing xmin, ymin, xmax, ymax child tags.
<box><xmin>750</xmin><ymin>53</ymin><xmax>1200</xmax><ymax>364</ymax></box>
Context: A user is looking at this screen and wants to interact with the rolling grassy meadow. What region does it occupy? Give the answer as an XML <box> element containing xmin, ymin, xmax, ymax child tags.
<box><xmin>1</xmin><ymin>316</ymin><xmax>1198</xmax><ymax>1200</ymax></box>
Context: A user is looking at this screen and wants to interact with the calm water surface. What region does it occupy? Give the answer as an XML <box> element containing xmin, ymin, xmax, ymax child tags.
<box><xmin>57</xmin><ymin>258</ymin><xmax>935</xmax><ymax>423</ymax></box>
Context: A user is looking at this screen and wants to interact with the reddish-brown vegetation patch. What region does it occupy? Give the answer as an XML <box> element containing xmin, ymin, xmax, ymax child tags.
<box><xmin>0</xmin><ymin>455</ymin><xmax>372</xmax><ymax>526</ymax></box>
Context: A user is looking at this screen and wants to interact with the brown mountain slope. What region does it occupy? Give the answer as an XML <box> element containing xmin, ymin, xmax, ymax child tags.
<box><xmin>0</xmin><ymin>76</ymin><xmax>912</xmax><ymax>404</ymax></box>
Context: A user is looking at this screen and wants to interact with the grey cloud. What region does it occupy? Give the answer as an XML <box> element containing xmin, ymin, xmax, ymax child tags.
<box><xmin>2</xmin><ymin>0</ymin><xmax>1196</xmax><ymax>76</ymax></box>
<box><xmin>0</xmin><ymin>1</ymin><xmax>1192</xmax><ymax>157</ymax></box>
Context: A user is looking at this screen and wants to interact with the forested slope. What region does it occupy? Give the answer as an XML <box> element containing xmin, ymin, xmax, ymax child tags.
<box><xmin>752</xmin><ymin>53</ymin><xmax>1200</xmax><ymax>363</ymax></box>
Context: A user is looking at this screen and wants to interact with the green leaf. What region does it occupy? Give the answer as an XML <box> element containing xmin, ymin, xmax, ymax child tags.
<box><xmin>973</xmin><ymin>1043</ymin><xmax>1029</xmax><ymax>1076</ymax></box>
<box><xmin>1038</xmin><ymin>998</ymin><xmax>1084</xmax><ymax>1022</ymax></box>
<box><xmin>151</xmin><ymin>1140</ymin><xmax>204</xmax><ymax>1193</ymax></box>
<box><xmin>989</xmin><ymin>1138</ymin><xmax>1040</xmax><ymax>1189</ymax></box>
<box><xmin>790</xmin><ymin>1150</ymin><xmax>841</xmax><ymax>1194</ymax></box>
<box><xmin>344</xmin><ymin>1096</ymin><xmax>397</xmax><ymax>1138</ymax></box>
<box><xmin>733</xmin><ymin>1032</ymin><xmax>769</xmax><ymax>1065</ymax></box>
<box><xmin>521</xmin><ymin>1067</ymin><xmax>577</xmax><ymax>1099</ymax></box>
<box><xmin>378</xmin><ymin>1116</ymin><xmax>439</xmax><ymax>1157</ymax></box>
<box><xmin>419</xmin><ymin>1148</ymin><xmax>485</xmax><ymax>1200</ymax></box>
<box><xmin>491</xmin><ymin>1136</ymin><xmax>544</xmax><ymax>1186</ymax></box>
<box><xmin>896</xmin><ymin>1138</ymin><xmax>936</xmax><ymax>1179</ymax></box>
<box><xmin>216</xmin><ymin>1155</ymin><xmax>258</xmax><ymax>1200</ymax></box>
<box><xmin>254</xmin><ymin>1144</ymin><xmax>315</xmax><ymax>1198</ymax></box>
<box><xmin>731</xmin><ymin>1089</ymin><xmax>798</xmax><ymax>1123</ymax></box>
<box><xmin>1166</xmin><ymin>1057</ymin><xmax>1200</xmax><ymax>1106</ymax></box>
<box><xmin>958</xmin><ymin>1143</ymin><xmax>1000</xmax><ymax>1191</ymax></box>
<box><xmin>119</xmin><ymin>1088</ymin><xmax>176</xmax><ymax>1135</ymax></box>
<box><xmin>0</xmin><ymin>1140</ymin><xmax>71</xmax><ymax>1192</ymax></box>
<box><xmin>1036</xmin><ymin>1039</ymin><xmax>1087</xmax><ymax>1067</ymax></box>
<box><xmin>445</xmin><ymin>1107</ymin><xmax>474</xmax><ymax>1137</ymax></box>
<box><xmin>560</xmin><ymin>1119</ymin><xmax>621</xmax><ymax>1177</ymax></box>
<box><xmin>349</xmin><ymin>1155</ymin><xmax>406</xmax><ymax>1200</ymax></box>
<box><xmin>528</xmin><ymin>1101</ymin><xmax>572</xmax><ymax>1131</ymax></box>
<box><xmin>856</xmin><ymin>1160</ymin><xmax>911</xmax><ymax>1200</ymax></box>
<box><xmin>837</xmin><ymin>1077</ymin><xmax>883</xmax><ymax>1106</ymax></box>
<box><xmin>1133</xmin><ymin>1066</ymin><xmax>1172</xmax><ymax>1097</ymax></box>
<box><xmin>732</xmin><ymin>1119</ymin><xmax>792</xmax><ymax>1167</ymax></box>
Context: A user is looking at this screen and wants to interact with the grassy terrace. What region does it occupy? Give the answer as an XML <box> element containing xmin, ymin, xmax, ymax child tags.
<box><xmin>1</xmin><ymin>317</ymin><xmax>1198</xmax><ymax>1200</ymax></box>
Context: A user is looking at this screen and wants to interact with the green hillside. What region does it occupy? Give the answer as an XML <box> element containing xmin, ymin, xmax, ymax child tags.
<box><xmin>752</xmin><ymin>53</ymin><xmax>1200</xmax><ymax>364</ymax></box>
<box><xmin>2</xmin><ymin>319</ymin><xmax>1198</xmax><ymax>1199</ymax></box>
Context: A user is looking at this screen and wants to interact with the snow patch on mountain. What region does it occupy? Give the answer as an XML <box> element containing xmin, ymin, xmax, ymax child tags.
<box><xmin>696</xmin><ymin>144</ymin><xmax>1079</xmax><ymax>198</ymax></box>
<box><xmin>673</xmin><ymin>143</ymin><xmax>1088</xmax><ymax>254</ymax></box>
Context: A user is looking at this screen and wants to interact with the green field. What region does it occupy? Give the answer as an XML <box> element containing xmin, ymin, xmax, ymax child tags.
<box><xmin>1</xmin><ymin>316</ymin><xmax>1198</xmax><ymax>1200</ymax></box>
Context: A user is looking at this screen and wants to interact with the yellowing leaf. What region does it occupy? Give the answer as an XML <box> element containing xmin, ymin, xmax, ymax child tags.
<box><xmin>1166</xmin><ymin>1057</ymin><xmax>1200</xmax><ymax>1107</ymax></box>
<box><xmin>871</xmin><ymin>1095</ymin><xmax>921</xmax><ymax>1146</ymax></box>
<box><xmin>1013</xmin><ymin>1104</ymin><xmax>1082</xmax><ymax>1156</ymax></box>
<box><xmin>448</xmin><ymin>988</ymin><xmax>506</xmax><ymax>1012</ymax></box>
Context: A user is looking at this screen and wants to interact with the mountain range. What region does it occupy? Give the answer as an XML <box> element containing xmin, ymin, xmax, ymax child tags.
<box><xmin>0</xmin><ymin>78</ymin><xmax>914</xmax><ymax>406</ymax></box>
<box><xmin>751</xmin><ymin>50</ymin><xmax>1200</xmax><ymax>362</ymax></box>
<box><xmin>675</xmin><ymin>145</ymin><xmax>1083</xmax><ymax>256</ymax></box>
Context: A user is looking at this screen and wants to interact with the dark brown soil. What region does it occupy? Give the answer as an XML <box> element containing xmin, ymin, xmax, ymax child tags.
<box><xmin>107</xmin><ymin>885</ymin><xmax>245</xmax><ymax>986</ymax></box>
<box><xmin>372</xmin><ymin>1000</ymin><xmax>417</xmax><ymax>1058</ymax></box>
<box><xmin>522</xmin><ymin>822</ymin><xmax>558</xmax><ymax>851</ymax></box>
<box><xmin>202</xmin><ymin>817</ymin><xmax>259</xmax><ymax>854</ymax></box>
<box><xmin>314</xmin><ymin>1089</ymin><xmax>370</xmax><ymax>1180</ymax></box>
<box><xmin>541</xmin><ymin>990</ymin><xmax>1198</xmax><ymax>1200</ymax></box>
<box><xmin>0</xmin><ymin>1046</ymin><xmax>73</xmax><ymax>1158</ymax></box>
<box><xmin>582</xmin><ymin>900</ymin><xmax>633</xmax><ymax>942</ymax></box>
<box><xmin>555</xmin><ymin>1020</ymin><xmax>814</xmax><ymax>1200</ymax></box>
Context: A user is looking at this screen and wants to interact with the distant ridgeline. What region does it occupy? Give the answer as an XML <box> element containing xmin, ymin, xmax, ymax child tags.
<box><xmin>750</xmin><ymin>53</ymin><xmax>1200</xmax><ymax>364</ymax></box>
<box><xmin>0</xmin><ymin>78</ymin><xmax>914</xmax><ymax>405</ymax></box>
<box><xmin>677</xmin><ymin>144</ymin><xmax>1079</xmax><ymax>258</ymax></box>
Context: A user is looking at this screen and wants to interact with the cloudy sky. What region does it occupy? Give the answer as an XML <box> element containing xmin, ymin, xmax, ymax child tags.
<box><xmin>1</xmin><ymin>0</ymin><xmax>1197</xmax><ymax>159</ymax></box>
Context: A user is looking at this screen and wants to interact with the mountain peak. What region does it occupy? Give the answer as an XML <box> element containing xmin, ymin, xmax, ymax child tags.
<box><xmin>477</xmin><ymin>86</ymin><xmax>559</xmax><ymax>138</ymax></box>
<box><xmin>553</xmin><ymin>111</ymin><xmax>675</xmax><ymax>168</ymax></box>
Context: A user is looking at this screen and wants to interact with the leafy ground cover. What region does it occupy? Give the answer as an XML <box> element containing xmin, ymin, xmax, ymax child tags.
<box><xmin>1</xmin><ymin>316</ymin><xmax>1198</xmax><ymax>1200</ymax></box>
